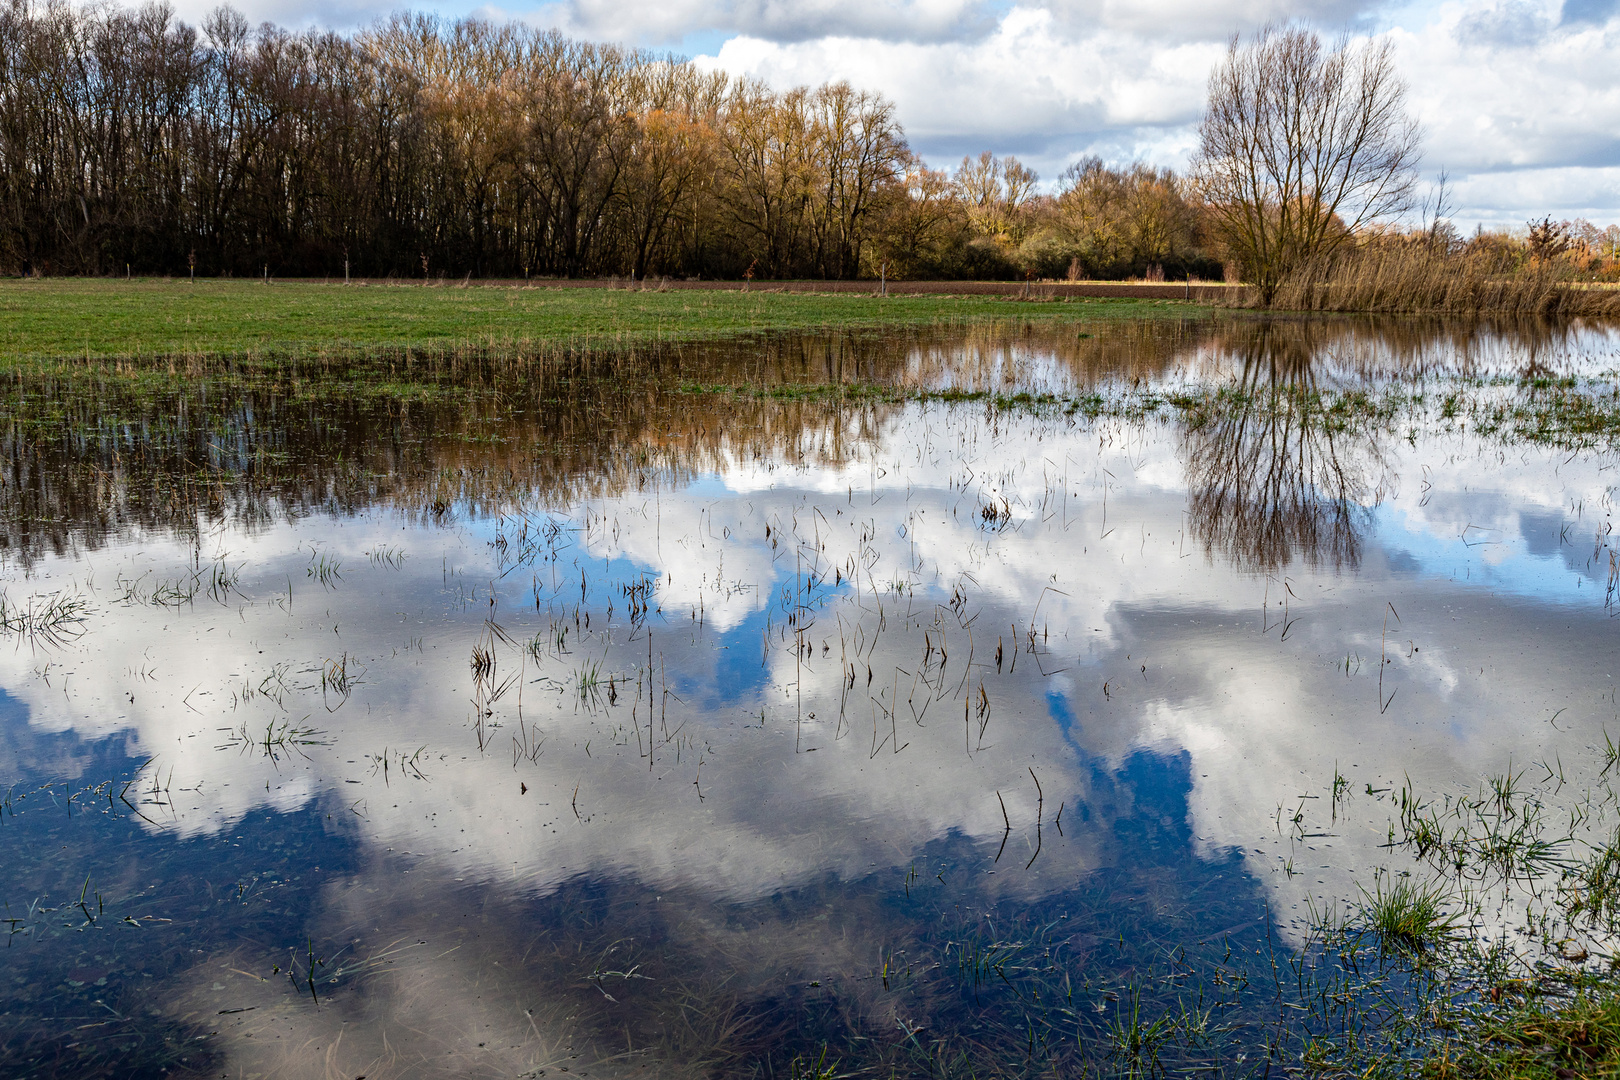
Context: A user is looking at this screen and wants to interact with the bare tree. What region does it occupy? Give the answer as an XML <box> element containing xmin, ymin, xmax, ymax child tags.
<box><xmin>872</xmin><ymin>154</ymin><xmax>962</xmax><ymax>275</ymax></box>
<box><xmin>1193</xmin><ymin>25</ymin><xmax>1421</xmax><ymax>304</ymax></box>
<box><xmin>806</xmin><ymin>81</ymin><xmax>907</xmax><ymax>278</ymax></box>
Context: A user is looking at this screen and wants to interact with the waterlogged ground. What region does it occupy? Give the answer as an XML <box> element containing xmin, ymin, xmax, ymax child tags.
<box><xmin>4</xmin><ymin>318</ymin><xmax>1620</xmax><ymax>1078</ymax></box>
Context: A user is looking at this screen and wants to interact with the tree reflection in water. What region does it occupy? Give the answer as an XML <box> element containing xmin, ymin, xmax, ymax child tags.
<box><xmin>1183</xmin><ymin>320</ymin><xmax>1390</xmax><ymax>573</ymax></box>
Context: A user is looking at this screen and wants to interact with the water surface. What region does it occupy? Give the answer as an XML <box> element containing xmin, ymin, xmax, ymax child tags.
<box><xmin>4</xmin><ymin>317</ymin><xmax>1620</xmax><ymax>1077</ymax></box>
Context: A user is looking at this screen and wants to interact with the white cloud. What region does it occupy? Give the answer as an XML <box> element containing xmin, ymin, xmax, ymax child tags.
<box><xmin>534</xmin><ymin>0</ymin><xmax>991</xmax><ymax>45</ymax></box>
<box><xmin>1385</xmin><ymin>9</ymin><xmax>1620</xmax><ymax>225</ymax></box>
<box><xmin>698</xmin><ymin>13</ymin><xmax>1222</xmax><ymax>175</ymax></box>
<box><xmin>1033</xmin><ymin>0</ymin><xmax>1385</xmax><ymax>40</ymax></box>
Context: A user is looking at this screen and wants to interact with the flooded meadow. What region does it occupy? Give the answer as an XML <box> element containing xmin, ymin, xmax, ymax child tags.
<box><xmin>4</xmin><ymin>316</ymin><xmax>1620</xmax><ymax>1078</ymax></box>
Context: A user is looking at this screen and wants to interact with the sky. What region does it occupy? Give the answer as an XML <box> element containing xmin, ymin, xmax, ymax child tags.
<box><xmin>174</xmin><ymin>0</ymin><xmax>1620</xmax><ymax>233</ymax></box>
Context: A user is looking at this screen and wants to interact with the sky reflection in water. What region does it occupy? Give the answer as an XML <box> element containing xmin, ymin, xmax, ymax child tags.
<box><xmin>2</xmin><ymin>318</ymin><xmax>1620</xmax><ymax>1077</ymax></box>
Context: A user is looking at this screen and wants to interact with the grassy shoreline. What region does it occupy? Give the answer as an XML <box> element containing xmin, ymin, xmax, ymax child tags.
<box><xmin>0</xmin><ymin>278</ymin><xmax>1199</xmax><ymax>364</ymax></box>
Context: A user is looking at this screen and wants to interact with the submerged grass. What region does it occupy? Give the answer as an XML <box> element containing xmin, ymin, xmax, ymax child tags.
<box><xmin>217</xmin><ymin>718</ymin><xmax>330</xmax><ymax>761</ymax></box>
<box><xmin>1272</xmin><ymin>736</ymin><xmax>1620</xmax><ymax>1080</ymax></box>
<box><xmin>678</xmin><ymin>374</ymin><xmax>1620</xmax><ymax>452</ymax></box>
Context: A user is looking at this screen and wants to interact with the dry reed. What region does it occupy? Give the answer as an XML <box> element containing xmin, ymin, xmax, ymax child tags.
<box><xmin>1229</xmin><ymin>244</ymin><xmax>1620</xmax><ymax>316</ymax></box>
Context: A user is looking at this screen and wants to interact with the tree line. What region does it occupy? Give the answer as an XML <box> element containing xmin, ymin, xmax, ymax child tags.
<box><xmin>0</xmin><ymin>1</ymin><xmax>1234</xmax><ymax>281</ymax></box>
<box><xmin>2</xmin><ymin>5</ymin><xmax>1614</xmax><ymax>286</ymax></box>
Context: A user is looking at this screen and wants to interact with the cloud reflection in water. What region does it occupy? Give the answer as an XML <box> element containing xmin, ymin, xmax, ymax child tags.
<box><xmin>3</xmin><ymin>317</ymin><xmax>1619</xmax><ymax>1075</ymax></box>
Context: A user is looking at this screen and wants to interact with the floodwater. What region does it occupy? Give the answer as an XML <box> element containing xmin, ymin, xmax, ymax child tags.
<box><xmin>3</xmin><ymin>316</ymin><xmax>1620</xmax><ymax>1078</ymax></box>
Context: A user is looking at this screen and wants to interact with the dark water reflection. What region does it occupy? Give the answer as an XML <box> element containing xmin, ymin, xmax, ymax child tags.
<box><xmin>1184</xmin><ymin>321</ymin><xmax>1389</xmax><ymax>573</ymax></box>
<box><xmin>3</xmin><ymin>316</ymin><xmax>1620</xmax><ymax>1077</ymax></box>
<box><xmin>6</xmin><ymin>315</ymin><xmax>1613</xmax><ymax>566</ymax></box>
<box><xmin>0</xmin><ymin>700</ymin><xmax>1271</xmax><ymax>1078</ymax></box>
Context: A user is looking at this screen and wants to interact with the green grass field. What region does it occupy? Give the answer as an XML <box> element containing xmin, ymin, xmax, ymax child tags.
<box><xmin>0</xmin><ymin>278</ymin><xmax>1199</xmax><ymax>364</ymax></box>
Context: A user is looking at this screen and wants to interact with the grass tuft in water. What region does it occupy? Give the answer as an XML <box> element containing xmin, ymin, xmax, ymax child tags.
<box><xmin>307</xmin><ymin>550</ymin><xmax>343</xmax><ymax>589</ymax></box>
<box><xmin>218</xmin><ymin>719</ymin><xmax>330</xmax><ymax>761</ymax></box>
<box><xmin>0</xmin><ymin>588</ymin><xmax>91</xmax><ymax>648</ymax></box>
<box><xmin>1355</xmin><ymin>873</ymin><xmax>1460</xmax><ymax>953</ymax></box>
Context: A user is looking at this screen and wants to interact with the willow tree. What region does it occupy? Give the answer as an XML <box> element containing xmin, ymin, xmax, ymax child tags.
<box><xmin>953</xmin><ymin>151</ymin><xmax>1037</xmax><ymax>243</ymax></box>
<box><xmin>1055</xmin><ymin>158</ymin><xmax>1200</xmax><ymax>278</ymax></box>
<box><xmin>1193</xmin><ymin>25</ymin><xmax>1421</xmax><ymax>305</ymax></box>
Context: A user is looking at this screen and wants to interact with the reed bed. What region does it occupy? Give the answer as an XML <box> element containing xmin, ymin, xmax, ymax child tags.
<box><xmin>1234</xmin><ymin>245</ymin><xmax>1620</xmax><ymax>316</ymax></box>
